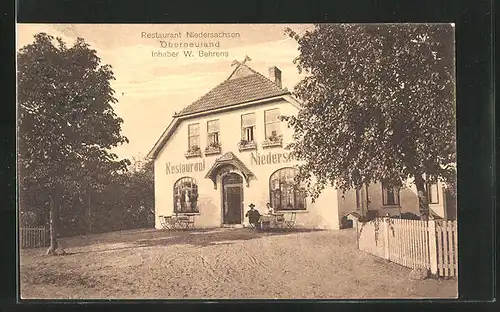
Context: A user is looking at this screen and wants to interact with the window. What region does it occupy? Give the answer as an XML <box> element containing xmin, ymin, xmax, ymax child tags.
<box><xmin>264</xmin><ymin>108</ymin><xmax>281</xmax><ymax>139</ymax></box>
<box><xmin>241</xmin><ymin>113</ymin><xmax>255</xmax><ymax>142</ymax></box>
<box><xmin>382</xmin><ymin>182</ymin><xmax>400</xmax><ymax>206</ymax></box>
<box><xmin>427</xmin><ymin>182</ymin><xmax>439</xmax><ymax>204</ymax></box>
<box><xmin>269</xmin><ymin>168</ymin><xmax>307</xmax><ymax>211</ymax></box>
<box><xmin>188</xmin><ymin>123</ymin><xmax>200</xmax><ymax>149</ymax></box>
<box><xmin>173</xmin><ymin>177</ymin><xmax>199</xmax><ymax>213</ymax></box>
<box><xmin>207</xmin><ymin>120</ymin><xmax>220</xmax><ymax>145</ymax></box>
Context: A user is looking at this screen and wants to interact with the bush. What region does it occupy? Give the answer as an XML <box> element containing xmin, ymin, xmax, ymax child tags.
<box><xmin>391</xmin><ymin>212</ymin><xmax>421</xmax><ymax>220</ymax></box>
<box><xmin>20</xmin><ymin>159</ymin><xmax>155</xmax><ymax>238</ymax></box>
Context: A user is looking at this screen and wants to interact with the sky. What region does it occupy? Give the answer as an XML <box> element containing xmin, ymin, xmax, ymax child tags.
<box><xmin>16</xmin><ymin>24</ymin><xmax>313</xmax><ymax>161</ymax></box>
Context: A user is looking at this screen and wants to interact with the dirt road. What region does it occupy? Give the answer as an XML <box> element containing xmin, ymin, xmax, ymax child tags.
<box><xmin>20</xmin><ymin>228</ymin><xmax>457</xmax><ymax>299</ymax></box>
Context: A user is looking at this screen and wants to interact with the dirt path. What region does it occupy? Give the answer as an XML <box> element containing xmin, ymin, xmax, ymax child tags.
<box><xmin>20</xmin><ymin>228</ymin><xmax>457</xmax><ymax>299</ymax></box>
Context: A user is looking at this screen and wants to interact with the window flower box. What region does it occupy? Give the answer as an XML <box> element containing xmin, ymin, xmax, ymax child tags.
<box><xmin>261</xmin><ymin>134</ymin><xmax>283</xmax><ymax>148</ymax></box>
<box><xmin>238</xmin><ymin>139</ymin><xmax>257</xmax><ymax>151</ymax></box>
<box><xmin>184</xmin><ymin>146</ymin><xmax>202</xmax><ymax>158</ymax></box>
<box><xmin>204</xmin><ymin>142</ymin><xmax>222</xmax><ymax>155</ymax></box>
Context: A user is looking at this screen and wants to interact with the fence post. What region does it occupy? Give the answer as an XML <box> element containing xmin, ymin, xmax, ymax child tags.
<box><xmin>383</xmin><ymin>217</ymin><xmax>390</xmax><ymax>260</ymax></box>
<box><xmin>428</xmin><ymin>220</ymin><xmax>438</xmax><ymax>275</ymax></box>
<box><xmin>355</xmin><ymin>220</ymin><xmax>359</xmax><ymax>250</ymax></box>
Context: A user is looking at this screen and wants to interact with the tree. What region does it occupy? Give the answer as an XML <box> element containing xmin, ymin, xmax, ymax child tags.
<box><xmin>284</xmin><ymin>24</ymin><xmax>456</xmax><ymax>220</ymax></box>
<box><xmin>18</xmin><ymin>33</ymin><xmax>130</xmax><ymax>255</ymax></box>
<box><xmin>94</xmin><ymin>157</ymin><xmax>155</xmax><ymax>232</ymax></box>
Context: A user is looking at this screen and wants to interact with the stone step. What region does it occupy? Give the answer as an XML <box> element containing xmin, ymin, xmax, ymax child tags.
<box><xmin>221</xmin><ymin>224</ymin><xmax>244</xmax><ymax>229</ymax></box>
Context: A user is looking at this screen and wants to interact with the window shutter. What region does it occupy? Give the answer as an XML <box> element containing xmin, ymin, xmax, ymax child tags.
<box><xmin>394</xmin><ymin>188</ymin><xmax>400</xmax><ymax>205</ymax></box>
<box><xmin>382</xmin><ymin>183</ymin><xmax>388</xmax><ymax>205</ymax></box>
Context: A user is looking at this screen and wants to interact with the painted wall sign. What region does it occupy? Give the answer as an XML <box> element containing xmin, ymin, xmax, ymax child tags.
<box><xmin>166</xmin><ymin>159</ymin><xmax>206</xmax><ymax>175</ymax></box>
<box><xmin>250</xmin><ymin>151</ymin><xmax>295</xmax><ymax>166</ymax></box>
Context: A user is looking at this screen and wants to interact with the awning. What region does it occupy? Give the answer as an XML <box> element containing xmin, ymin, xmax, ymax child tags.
<box><xmin>205</xmin><ymin>152</ymin><xmax>255</xmax><ymax>189</ymax></box>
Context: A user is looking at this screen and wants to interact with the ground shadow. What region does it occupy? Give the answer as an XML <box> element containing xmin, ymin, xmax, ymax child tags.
<box><xmin>58</xmin><ymin>227</ymin><xmax>325</xmax><ymax>255</ymax></box>
<box><xmin>134</xmin><ymin>227</ymin><xmax>325</xmax><ymax>249</ymax></box>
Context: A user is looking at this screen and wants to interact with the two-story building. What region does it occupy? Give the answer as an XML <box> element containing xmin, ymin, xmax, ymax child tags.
<box><xmin>147</xmin><ymin>61</ymin><xmax>453</xmax><ymax>230</ymax></box>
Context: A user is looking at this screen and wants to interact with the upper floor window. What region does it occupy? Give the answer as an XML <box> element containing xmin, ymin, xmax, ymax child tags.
<box><xmin>188</xmin><ymin>123</ymin><xmax>200</xmax><ymax>149</ymax></box>
<box><xmin>264</xmin><ymin>108</ymin><xmax>281</xmax><ymax>139</ymax></box>
<box><xmin>241</xmin><ymin>113</ymin><xmax>256</xmax><ymax>142</ymax></box>
<box><xmin>381</xmin><ymin>182</ymin><xmax>400</xmax><ymax>206</ymax></box>
<box><xmin>426</xmin><ymin>182</ymin><xmax>439</xmax><ymax>204</ymax></box>
<box><xmin>173</xmin><ymin>177</ymin><xmax>199</xmax><ymax>213</ymax></box>
<box><xmin>207</xmin><ymin>119</ymin><xmax>220</xmax><ymax>144</ymax></box>
<box><xmin>269</xmin><ymin>167</ymin><xmax>307</xmax><ymax>211</ymax></box>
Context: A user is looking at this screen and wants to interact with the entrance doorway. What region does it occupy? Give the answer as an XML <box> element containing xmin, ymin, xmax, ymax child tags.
<box><xmin>222</xmin><ymin>173</ymin><xmax>244</xmax><ymax>224</ymax></box>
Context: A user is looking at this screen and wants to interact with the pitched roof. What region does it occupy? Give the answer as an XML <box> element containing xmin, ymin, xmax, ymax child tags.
<box><xmin>174</xmin><ymin>63</ymin><xmax>289</xmax><ymax>117</ymax></box>
<box><xmin>147</xmin><ymin>62</ymin><xmax>302</xmax><ymax>160</ymax></box>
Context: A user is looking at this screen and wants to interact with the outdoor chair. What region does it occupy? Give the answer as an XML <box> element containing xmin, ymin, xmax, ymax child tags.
<box><xmin>184</xmin><ymin>214</ymin><xmax>196</xmax><ymax>230</ymax></box>
<box><xmin>284</xmin><ymin>212</ymin><xmax>297</xmax><ymax>229</ymax></box>
<box><xmin>159</xmin><ymin>215</ymin><xmax>175</xmax><ymax>230</ymax></box>
<box><xmin>274</xmin><ymin>213</ymin><xmax>285</xmax><ymax>230</ymax></box>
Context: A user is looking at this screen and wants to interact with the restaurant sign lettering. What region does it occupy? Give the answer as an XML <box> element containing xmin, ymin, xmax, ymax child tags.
<box><xmin>250</xmin><ymin>151</ymin><xmax>295</xmax><ymax>165</ymax></box>
<box><xmin>166</xmin><ymin>159</ymin><xmax>206</xmax><ymax>175</ymax></box>
<box><xmin>165</xmin><ymin>150</ymin><xmax>296</xmax><ymax>175</ymax></box>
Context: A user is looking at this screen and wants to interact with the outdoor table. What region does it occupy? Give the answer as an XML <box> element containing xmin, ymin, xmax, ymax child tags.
<box><xmin>172</xmin><ymin>214</ymin><xmax>196</xmax><ymax>230</ymax></box>
<box><xmin>258</xmin><ymin>213</ymin><xmax>285</xmax><ymax>230</ymax></box>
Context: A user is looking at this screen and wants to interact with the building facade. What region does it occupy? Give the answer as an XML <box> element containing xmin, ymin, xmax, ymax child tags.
<box><xmin>148</xmin><ymin>62</ymin><xmax>451</xmax><ymax>230</ymax></box>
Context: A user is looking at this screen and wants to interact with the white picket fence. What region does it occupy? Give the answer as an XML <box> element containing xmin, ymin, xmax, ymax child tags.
<box><xmin>356</xmin><ymin>218</ymin><xmax>458</xmax><ymax>277</ymax></box>
<box><xmin>435</xmin><ymin>220</ymin><xmax>458</xmax><ymax>277</ymax></box>
<box><xmin>20</xmin><ymin>227</ymin><xmax>49</xmax><ymax>249</ymax></box>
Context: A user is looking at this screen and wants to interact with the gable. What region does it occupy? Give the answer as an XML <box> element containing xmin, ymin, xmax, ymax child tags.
<box><xmin>227</xmin><ymin>64</ymin><xmax>255</xmax><ymax>80</ymax></box>
<box><xmin>175</xmin><ymin>64</ymin><xmax>289</xmax><ymax>117</ymax></box>
<box><xmin>148</xmin><ymin>62</ymin><xmax>303</xmax><ymax>160</ymax></box>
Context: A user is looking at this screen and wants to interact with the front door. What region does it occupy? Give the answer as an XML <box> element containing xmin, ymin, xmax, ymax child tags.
<box><xmin>222</xmin><ymin>173</ymin><xmax>243</xmax><ymax>224</ymax></box>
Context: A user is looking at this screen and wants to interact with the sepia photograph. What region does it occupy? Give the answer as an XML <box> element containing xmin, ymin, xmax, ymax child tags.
<box><xmin>17</xmin><ymin>23</ymin><xmax>457</xmax><ymax>299</ymax></box>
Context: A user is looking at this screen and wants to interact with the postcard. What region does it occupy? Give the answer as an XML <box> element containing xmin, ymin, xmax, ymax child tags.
<box><xmin>17</xmin><ymin>23</ymin><xmax>457</xmax><ymax>299</ymax></box>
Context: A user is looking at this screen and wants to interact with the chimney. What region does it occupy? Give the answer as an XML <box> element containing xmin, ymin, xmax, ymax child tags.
<box><xmin>268</xmin><ymin>66</ymin><xmax>282</xmax><ymax>88</ymax></box>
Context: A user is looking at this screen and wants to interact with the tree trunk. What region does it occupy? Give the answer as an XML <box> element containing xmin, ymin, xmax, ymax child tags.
<box><xmin>46</xmin><ymin>195</ymin><xmax>59</xmax><ymax>255</ymax></box>
<box><xmin>87</xmin><ymin>193</ymin><xmax>92</xmax><ymax>234</ymax></box>
<box><xmin>414</xmin><ymin>175</ymin><xmax>430</xmax><ymax>221</ymax></box>
<box><xmin>46</xmin><ymin>194</ymin><xmax>66</xmax><ymax>256</ymax></box>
